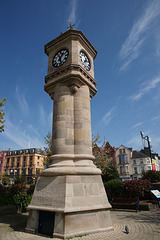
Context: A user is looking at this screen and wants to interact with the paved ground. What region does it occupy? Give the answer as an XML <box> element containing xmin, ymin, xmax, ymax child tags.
<box><xmin>0</xmin><ymin>210</ymin><xmax>160</xmax><ymax>240</ymax></box>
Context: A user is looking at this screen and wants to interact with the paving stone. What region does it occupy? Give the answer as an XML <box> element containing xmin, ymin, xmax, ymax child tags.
<box><xmin>0</xmin><ymin>210</ymin><xmax>160</xmax><ymax>240</ymax></box>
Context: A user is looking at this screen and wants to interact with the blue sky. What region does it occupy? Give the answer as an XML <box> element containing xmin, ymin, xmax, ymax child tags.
<box><xmin>0</xmin><ymin>0</ymin><xmax>160</xmax><ymax>154</ymax></box>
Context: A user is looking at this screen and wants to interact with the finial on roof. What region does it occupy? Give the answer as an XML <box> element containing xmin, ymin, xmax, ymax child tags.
<box><xmin>67</xmin><ymin>19</ymin><xmax>75</xmax><ymax>30</ymax></box>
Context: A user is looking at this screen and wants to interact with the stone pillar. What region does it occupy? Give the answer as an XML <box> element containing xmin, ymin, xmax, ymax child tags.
<box><xmin>74</xmin><ymin>85</ymin><xmax>92</xmax><ymax>155</ymax></box>
<box><xmin>52</xmin><ymin>84</ymin><xmax>74</xmax><ymax>155</ymax></box>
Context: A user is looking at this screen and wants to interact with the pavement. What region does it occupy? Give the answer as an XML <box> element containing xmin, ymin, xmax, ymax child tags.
<box><xmin>0</xmin><ymin>210</ymin><xmax>160</xmax><ymax>240</ymax></box>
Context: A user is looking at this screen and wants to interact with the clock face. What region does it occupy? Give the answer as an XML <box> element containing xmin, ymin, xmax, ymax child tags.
<box><xmin>52</xmin><ymin>49</ymin><xmax>69</xmax><ymax>68</ymax></box>
<box><xmin>80</xmin><ymin>50</ymin><xmax>91</xmax><ymax>71</ymax></box>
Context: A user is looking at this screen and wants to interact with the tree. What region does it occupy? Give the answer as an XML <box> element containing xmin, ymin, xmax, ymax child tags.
<box><xmin>142</xmin><ymin>170</ymin><xmax>160</xmax><ymax>183</ymax></box>
<box><xmin>92</xmin><ymin>134</ymin><xmax>110</xmax><ymax>173</ymax></box>
<box><xmin>0</xmin><ymin>98</ymin><xmax>6</xmax><ymax>133</ymax></box>
<box><xmin>92</xmin><ymin>134</ymin><xmax>118</xmax><ymax>182</ymax></box>
<box><xmin>40</xmin><ymin>132</ymin><xmax>52</xmax><ymax>167</ymax></box>
<box><xmin>102</xmin><ymin>165</ymin><xmax>120</xmax><ymax>182</ymax></box>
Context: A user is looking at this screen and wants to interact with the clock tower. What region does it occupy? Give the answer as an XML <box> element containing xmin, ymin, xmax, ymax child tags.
<box><xmin>26</xmin><ymin>29</ymin><xmax>113</xmax><ymax>239</ymax></box>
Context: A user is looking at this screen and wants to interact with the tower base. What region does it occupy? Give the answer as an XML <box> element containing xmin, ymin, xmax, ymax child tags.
<box><xmin>25</xmin><ymin>174</ymin><xmax>113</xmax><ymax>239</ymax></box>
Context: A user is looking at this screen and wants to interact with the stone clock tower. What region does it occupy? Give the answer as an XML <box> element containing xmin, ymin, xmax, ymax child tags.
<box><xmin>26</xmin><ymin>29</ymin><xmax>113</xmax><ymax>239</ymax></box>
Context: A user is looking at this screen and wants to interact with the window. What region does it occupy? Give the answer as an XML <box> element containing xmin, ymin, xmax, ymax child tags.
<box><xmin>30</xmin><ymin>156</ymin><xmax>33</xmax><ymax>161</ymax></box>
<box><xmin>120</xmin><ymin>149</ymin><xmax>122</xmax><ymax>154</ymax></box>
<box><xmin>119</xmin><ymin>155</ymin><xmax>128</xmax><ymax>164</ymax></box>
<box><xmin>120</xmin><ymin>166</ymin><xmax>123</xmax><ymax>174</ymax></box>
<box><xmin>37</xmin><ymin>156</ymin><xmax>40</xmax><ymax>160</ymax></box>
<box><xmin>148</xmin><ymin>166</ymin><xmax>151</xmax><ymax>170</ymax></box>
<box><xmin>7</xmin><ymin>158</ymin><xmax>9</xmax><ymax>163</ymax></box>
<box><xmin>147</xmin><ymin>159</ymin><xmax>150</xmax><ymax>164</ymax></box>
<box><xmin>22</xmin><ymin>168</ymin><xmax>26</xmax><ymax>175</ymax></box>
<box><xmin>133</xmin><ymin>159</ymin><xmax>136</xmax><ymax>164</ymax></box>
<box><xmin>107</xmin><ymin>154</ymin><xmax>110</xmax><ymax>158</ymax></box>
<box><xmin>123</xmin><ymin>149</ymin><xmax>125</xmax><ymax>153</ymax></box>
<box><xmin>17</xmin><ymin>157</ymin><xmax>20</xmax><ymax>162</ymax></box>
<box><xmin>24</xmin><ymin>156</ymin><xmax>26</xmax><ymax>161</ymax></box>
<box><xmin>17</xmin><ymin>163</ymin><xmax>19</xmax><ymax>167</ymax></box>
<box><xmin>134</xmin><ymin>167</ymin><xmax>138</xmax><ymax>174</ymax></box>
<box><xmin>11</xmin><ymin>163</ymin><xmax>14</xmax><ymax>168</ymax></box>
<box><xmin>30</xmin><ymin>162</ymin><xmax>32</xmax><ymax>167</ymax></box>
<box><xmin>37</xmin><ymin>162</ymin><xmax>39</xmax><ymax>166</ymax></box>
<box><xmin>141</xmin><ymin>167</ymin><xmax>144</xmax><ymax>172</ymax></box>
<box><xmin>28</xmin><ymin>168</ymin><xmax>32</xmax><ymax>175</ymax></box>
<box><xmin>23</xmin><ymin>162</ymin><xmax>26</xmax><ymax>167</ymax></box>
<box><xmin>12</xmin><ymin>157</ymin><xmax>14</xmax><ymax>163</ymax></box>
<box><xmin>140</xmin><ymin>159</ymin><xmax>143</xmax><ymax>164</ymax></box>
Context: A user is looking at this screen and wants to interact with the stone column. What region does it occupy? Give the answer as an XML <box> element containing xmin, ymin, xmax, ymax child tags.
<box><xmin>74</xmin><ymin>85</ymin><xmax>92</xmax><ymax>155</ymax></box>
<box><xmin>52</xmin><ymin>84</ymin><xmax>74</xmax><ymax>155</ymax></box>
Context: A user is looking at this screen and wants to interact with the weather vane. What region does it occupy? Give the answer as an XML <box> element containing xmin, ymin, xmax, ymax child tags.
<box><xmin>68</xmin><ymin>19</ymin><xmax>75</xmax><ymax>30</ymax></box>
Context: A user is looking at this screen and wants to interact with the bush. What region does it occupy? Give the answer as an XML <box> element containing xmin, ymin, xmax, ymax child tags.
<box><xmin>13</xmin><ymin>193</ymin><xmax>32</xmax><ymax>212</ymax></box>
<box><xmin>27</xmin><ymin>184</ymin><xmax>35</xmax><ymax>195</ymax></box>
<box><xmin>104</xmin><ymin>179</ymin><xmax>123</xmax><ymax>200</ymax></box>
<box><xmin>14</xmin><ymin>174</ymin><xmax>27</xmax><ymax>184</ymax></box>
<box><xmin>0</xmin><ymin>185</ymin><xmax>13</xmax><ymax>206</ymax></box>
<box><xmin>122</xmin><ymin>179</ymin><xmax>151</xmax><ymax>198</ymax></box>
<box><xmin>142</xmin><ymin>170</ymin><xmax>160</xmax><ymax>183</ymax></box>
<box><xmin>10</xmin><ymin>183</ymin><xmax>27</xmax><ymax>195</ymax></box>
<box><xmin>102</xmin><ymin>165</ymin><xmax>120</xmax><ymax>182</ymax></box>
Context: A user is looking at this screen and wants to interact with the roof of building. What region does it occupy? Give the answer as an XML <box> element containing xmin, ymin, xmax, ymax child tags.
<box><xmin>132</xmin><ymin>151</ymin><xmax>148</xmax><ymax>159</ymax></box>
<box><xmin>5</xmin><ymin>148</ymin><xmax>45</xmax><ymax>156</ymax></box>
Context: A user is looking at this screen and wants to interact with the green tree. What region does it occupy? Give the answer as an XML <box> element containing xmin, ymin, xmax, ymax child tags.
<box><xmin>102</xmin><ymin>165</ymin><xmax>120</xmax><ymax>182</ymax></box>
<box><xmin>0</xmin><ymin>98</ymin><xmax>6</xmax><ymax>132</ymax></box>
<box><xmin>142</xmin><ymin>170</ymin><xmax>160</xmax><ymax>183</ymax></box>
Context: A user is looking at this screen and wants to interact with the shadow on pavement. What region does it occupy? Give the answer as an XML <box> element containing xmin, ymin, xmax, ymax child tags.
<box><xmin>0</xmin><ymin>213</ymin><xmax>28</xmax><ymax>232</ymax></box>
<box><xmin>114</xmin><ymin>210</ymin><xmax>160</xmax><ymax>224</ymax></box>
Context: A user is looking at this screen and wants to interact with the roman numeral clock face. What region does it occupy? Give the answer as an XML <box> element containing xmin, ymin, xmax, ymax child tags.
<box><xmin>80</xmin><ymin>50</ymin><xmax>91</xmax><ymax>71</ymax></box>
<box><xmin>52</xmin><ymin>49</ymin><xmax>69</xmax><ymax>67</ymax></box>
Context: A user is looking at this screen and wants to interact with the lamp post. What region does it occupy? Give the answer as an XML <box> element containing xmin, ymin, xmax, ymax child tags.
<box><xmin>140</xmin><ymin>131</ymin><xmax>152</xmax><ymax>159</ymax></box>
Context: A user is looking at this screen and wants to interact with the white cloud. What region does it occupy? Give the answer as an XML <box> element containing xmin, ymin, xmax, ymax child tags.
<box><xmin>127</xmin><ymin>135</ymin><xmax>143</xmax><ymax>151</ymax></box>
<box><xmin>132</xmin><ymin>122</ymin><xmax>143</xmax><ymax>129</ymax></box>
<box><xmin>4</xmin><ymin>117</ymin><xmax>44</xmax><ymax>149</ymax></box>
<box><xmin>151</xmin><ymin>115</ymin><xmax>160</xmax><ymax>121</ymax></box>
<box><xmin>15</xmin><ymin>84</ymin><xmax>29</xmax><ymax>116</ymax></box>
<box><xmin>68</xmin><ymin>0</ymin><xmax>79</xmax><ymax>27</ymax></box>
<box><xmin>102</xmin><ymin>106</ymin><xmax>117</xmax><ymax>126</ymax></box>
<box><xmin>129</xmin><ymin>76</ymin><xmax>160</xmax><ymax>101</ymax></box>
<box><xmin>119</xmin><ymin>0</ymin><xmax>160</xmax><ymax>71</ymax></box>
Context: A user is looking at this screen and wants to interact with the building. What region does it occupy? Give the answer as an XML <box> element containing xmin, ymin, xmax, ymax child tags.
<box><xmin>0</xmin><ymin>151</ymin><xmax>6</xmax><ymax>175</ymax></box>
<box><xmin>92</xmin><ymin>141</ymin><xmax>116</xmax><ymax>168</ymax></box>
<box><xmin>3</xmin><ymin>148</ymin><xmax>45</xmax><ymax>183</ymax></box>
<box><xmin>103</xmin><ymin>142</ymin><xmax>116</xmax><ymax>167</ymax></box>
<box><xmin>116</xmin><ymin>145</ymin><xmax>132</xmax><ymax>181</ymax></box>
<box><xmin>131</xmin><ymin>151</ymin><xmax>151</xmax><ymax>179</ymax></box>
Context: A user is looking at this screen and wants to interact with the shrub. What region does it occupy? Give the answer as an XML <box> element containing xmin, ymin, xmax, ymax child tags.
<box><xmin>0</xmin><ymin>185</ymin><xmax>14</xmax><ymax>206</ymax></box>
<box><xmin>104</xmin><ymin>179</ymin><xmax>123</xmax><ymax>200</ymax></box>
<box><xmin>13</xmin><ymin>193</ymin><xmax>32</xmax><ymax>212</ymax></box>
<box><xmin>14</xmin><ymin>174</ymin><xmax>27</xmax><ymax>184</ymax></box>
<box><xmin>27</xmin><ymin>184</ymin><xmax>35</xmax><ymax>195</ymax></box>
<box><xmin>122</xmin><ymin>179</ymin><xmax>151</xmax><ymax>198</ymax></box>
<box><xmin>142</xmin><ymin>170</ymin><xmax>160</xmax><ymax>183</ymax></box>
<box><xmin>102</xmin><ymin>165</ymin><xmax>120</xmax><ymax>182</ymax></box>
<box><xmin>10</xmin><ymin>183</ymin><xmax>27</xmax><ymax>195</ymax></box>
